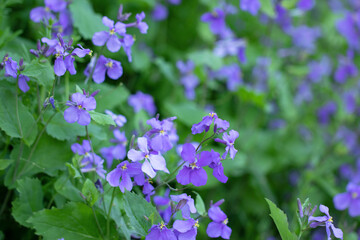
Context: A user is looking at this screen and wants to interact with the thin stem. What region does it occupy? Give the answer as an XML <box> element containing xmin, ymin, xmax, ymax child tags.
<box><xmin>36</xmin><ymin>84</ymin><xmax>41</xmax><ymax>115</ymax></box>
<box><xmin>64</xmin><ymin>71</ymin><xmax>69</xmax><ymax>101</ymax></box>
<box><xmin>106</xmin><ymin>187</ymin><xmax>116</xmax><ymax>239</ymax></box>
<box><xmin>85</xmin><ymin>45</ymin><xmax>105</xmax><ymax>85</ymax></box>
<box><xmin>92</xmin><ymin>206</ymin><xmax>105</xmax><ymax>239</ymax></box>
<box><xmin>0</xmin><ymin>190</ymin><xmax>12</xmax><ymax>217</ymax></box>
<box><xmin>15</xmin><ymin>85</ymin><xmax>23</xmax><ymax>137</ymax></box>
<box><xmin>85</xmin><ymin>126</ymin><xmax>97</xmax><ymax>160</ymax></box>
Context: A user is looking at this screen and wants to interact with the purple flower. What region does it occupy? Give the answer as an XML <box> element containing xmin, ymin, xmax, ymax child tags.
<box><xmin>2</xmin><ymin>56</ymin><xmax>30</xmax><ymax>93</ymax></box>
<box><xmin>275</xmin><ymin>4</ymin><xmax>292</xmax><ymax>31</ymax></box>
<box><xmin>317</xmin><ymin>101</ymin><xmax>337</xmax><ymax>125</ymax></box>
<box><xmin>127</xmin><ymin>137</ymin><xmax>169</xmax><ymax>178</ymax></box>
<box><xmin>145</xmin><ymin>117</ymin><xmax>177</xmax><ymax>152</ymax></box>
<box><xmin>169</xmin><ymin>0</ymin><xmax>181</xmax><ymax>4</ymax></box>
<box><xmin>215</xmin><ymin>130</ymin><xmax>239</xmax><ymax>160</ymax></box>
<box><xmin>53</xmin><ymin>9</ymin><xmax>73</xmax><ymax>37</ymax></box>
<box><xmin>297</xmin><ymin>0</ymin><xmax>315</xmax><ymax>11</ymax></box>
<box><xmin>215</xmin><ymin>64</ymin><xmax>243</xmax><ymax>91</ymax></box>
<box><xmin>173</xmin><ymin>218</ymin><xmax>199</xmax><ymax>240</ymax></box>
<box><xmin>176</xmin><ymin>60</ymin><xmax>199</xmax><ymax>100</ymax></box>
<box><xmin>335</xmin><ymin>51</ymin><xmax>358</xmax><ymax>84</ymax></box>
<box><xmin>92</xmin><ymin>16</ymin><xmax>126</xmax><ymax>53</ymax></box>
<box><xmin>191</xmin><ymin>112</ymin><xmax>229</xmax><ymax>135</ymax></box>
<box><xmin>294</xmin><ymin>81</ymin><xmax>313</xmax><ymax>105</ymax></box>
<box><xmin>336</xmin><ymin>13</ymin><xmax>360</xmax><ymax>50</ymax></box>
<box><xmin>251</xmin><ymin>57</ymin><xmax>270</xmax><ymax>93</ymax></box>
<box><xmin>120</xmin><ymin>34</ymin><xmax>135</xmax><ymax>62</ymax></box>
<box><xmin>308</xmin><ymin>205</ymin><xmax>343</xmax><ymax>240</ymax></box>
<box><xmin>287</xmin><ymin>25</ymin><xmax>321</xmax><ymax>52</ymax></box>
<box><xmin>201</xmin><ymin>9</ymin><xmax>227</xmax><ymax>37</ymax></box>
<box><xmin>208</xmin><ymin>150</ymin><xmax>228</xmax><ymax>183</ymax></box>
<box><xmin>135</xmin><ymin>12</ymin><xmax>149</xmax><ymax>34</ymax></box>
<box><xmin>176</xmin><ymin>143</ymin><xmax>212</xmax><ymax>186</ymax></box>
<box><xmin>152</xmin><ymin>4</ymin><xmax>168</xmax><ymax>21</ymax></box>
<box><xmin>170</xmin><ymin>193</ymin><xmax>197</xmax><ymax>219</ymax></box>
<box><xmin>206</xmin><ymin>200</ymin><xmax>231</xmax><ymax>239</ymax></box>
<box><xmin>106</xmin><ymin>161</ymin><xmax>142</xmax><ymax>193</ymax></box>
<box><xmin>105</xmin><ymin>110</ymin><xmax>127</xmax><ymax>127</ymax></box>
<box><xmin>214</xmin><ymin>38</ymin><xmax>247</xmax><ymax>64</ymax></box>
<box><xmin>146</xmin><ymin>222</ymin><xmax>177</xmax><ymax>240</ymax></box>
<box><xmin>342</xmin><ymin>91</ymin><xmax>357</xmax><ymax>114</ymax></box>
<box><xmin>30</xmin><ymin>0</ymin><xmax>66</xmax><ymax>23</ymax></box>
<box><xmin>43</xmin><ymin>96</ymin><xmax>56</xmax><ymax>109</ymax></box>
<box><xmin>240</xmin><ymin>0</ymin><xmax>261</xmax><ymax>15</ymax></box>
<box><xmin>101</xmin><ymin>129</ymin><xmax>127</xmax><ymax>168</ymax></box>
<box><xmin>64</xmin><ymin>92</ymin><xmax>96</xmax><ymax>126</ymax></box>
<box><xmin>334</xmin><ymin>182</ymin><xmax>360</xmax><ymax>217</ymax></box>
<box><xmin>154</xmin><ymin>189</ymin><xmax>172</xmax><ymax>222</ymax></box>
<box><xmin>142</xmin><ymin>177</ymin><xmax>155</xmax><ymax>202</ymax></box>
<box><xmin>128</xmin><ymin>91</ymin><xmax>157</xmax><ymax>116</ymax></box>
<box><xmin>307</xmin><ymin>56</ymin><xmax>332</xmax><ymax>83</ymax></box>
<box><xmin>89</xmin><ymin>55</ymin><xmax>123</xmax><ymax>84</ymax></box>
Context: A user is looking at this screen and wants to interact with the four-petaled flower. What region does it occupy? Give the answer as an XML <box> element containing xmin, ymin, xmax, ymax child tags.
<box><xmin>173</xmin><ymin>218</ymin><xmax>199</xmax><ymax>240</ymax></box>
<box><xmin>127</xmin><ymin>137</ymin><xmax>169</xmax><ymax>178</ymax></box>
<box><xmin>334</xmin><ymin>182</ymin><xmax>360</xmax><ymax>217</ymax></box>
<box><xmin>206</xmin><ymin>199</ymin><xmax>232</xmax><ymax>239</ymax></box>
<box><xmin>215</xmin><ymin>130</ymin><xmax>239</xmax><ymax>160</ymax></box>
<box><xmin>106</xmin><ymin>161</ymin><xmax>142</xmax><ymax>193</ymax></box>
<box><xmin>92</xmin><ymin>55</ymin><xmax>123</xmax><ymax>84</ymax></box>
<box><xmin>145</xmin><ymin>117</ymin><xmax>177</xmax><ymax>152</ymax></box>
<box><xmin>308</xmin><ymin>204</ymin><xmax>343</xmax><ymax>240</ymax></box>
<box><xmin>64</xmin><ymin>92</ymin><xmax>96</xmax><ymax>126</ymax></box>
<box><xmin>146</xmin><ymin>222</ymin><xmax>177</xmax><ymax>240</ymax></box>
<box><xmin>191</xmin><ymin>112</ymin><xmax>229</xmax><ymax>135</ymax></box>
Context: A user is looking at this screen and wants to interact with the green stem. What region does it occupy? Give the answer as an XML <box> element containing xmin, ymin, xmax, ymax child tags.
<box><xmin>0</xmin><ymin>190</ymin><xmax>12</xmax><ymax>217</ymax></box>
<box><xmin>85</xmin><ymin>126</ymin><xmax>97</xmax><ymax>160</ymax></box>
<box><xmin>106</xmin><ymin>187</ymin><xmax>116</xmax><ymax>239</ymax></box>
<box><xmin>65</xmin><ymin>71</ymin><xmax>69</xmax><ymax>101</ymax></box>
<box><xmin>92</xmin><ymin>206</ymin><xmax>105</xmax><ymax>239</ymax></box>
<box><xmin>15</xmin><ymin>84</ymin><xmax>23</xmax><ymax>137</ymax></box>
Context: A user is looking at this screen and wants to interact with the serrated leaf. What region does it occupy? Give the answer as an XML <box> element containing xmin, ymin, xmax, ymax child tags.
<box><xmin>11</xmin><ymin>177</ymin><xmax>43</xmax><ymax>227</ymax></box>
<box><xmin>22</xmin><ymin>59</ymin><xmax>54</xmax><ymax>87</ymax></box>
<box><xmin>0</xmin><ymin>159</ymin><xmax>13</xmax><ymax>170</ymax></box>
<box><xmin>265</xmin><ymin>198</ymin><xmax>297</xmax><ymax>240</ymax></box>
<box><xmin>0</xmin><ymin>88</ymin><xmax>38</xmax><ymax>146</ymax></box>
<box><xmin>82</xmin><ymin>179</ymin><xmax>100</xmax><ymax>207</ymax></box>
<box><xmin>193</xmin><ymin>191</ymin><xmax>206</xmax><ymax>216</ymax></box>
<box><xmin>90</xmin><ymin>111</ymin><xmax>116</xmax><ymax>126</ymax></box>
<box><xmin>28</xmin><ymin>202</ymin><xmax>117</xmax><ymax>240</ymax></box>
<box><xmin>46</xmin><ymin>112</ymin><xmax>85</xmax><ymax>141</ymax></box>
<box><xmin>259</xmin><ymin>0</ymin><xmax>276</xmax><ymax>17</ymax></box>
<box><xmin>123</xmin><ymin>191</ymin><xmax>161</xmax><ymax>236</ymax></box>
<box><xmin>69</xmin><ymin>0</ymin><xmax>107</xmax><ymax>39</ymax></box>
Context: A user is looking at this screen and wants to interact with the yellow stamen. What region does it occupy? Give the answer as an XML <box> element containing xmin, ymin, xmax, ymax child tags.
<box><xmin>58</xmin><ymin>27</ymin><xmax>63</xmax><ymax>33</ymax></box>
<box><xmin>352</xmin><ymin>192</ymin><xmax>358</xmax><ymax>199</ymax></box>
<box><xmin>4</xmin><ymin>56</ymin><xmax>8</xmax><ymax>62</ymax></box>
<box><xmin>209</xmin><ymin>112</ymin><xmax>215</xmax><ymax>117</ymax></box>
<box><xmin>45</xmin><ymin>7</ymin><xmax>50</xmax><ymax>12</ymax></box>
<box><xmin>55</xmin><ymin>53</ymin><xmax>61</xmax><ymax>58</ymax></box>
<box><xmin>145</xmin><ymin>154</ymin><xmax>150</xmax><ymax>159</ymax></box>
<box><xmin>160</xmin><ymin>221</ymin><xmax>166</xmax><ymax>230</ymax></box>
<box><xmin>106</xmin><ymin>61</ymin><xmax>113</xmax><ymax>68</ymax></box>
<box><xmin>194</xmin><ymin>220</ymin><xmax>200</xmax><ymax>228</ymax></box>
<box><xmin>110</xmin><ymin>28</ymin><xmax>115</xmax><ymax>35</ymax></box>
<box><xmin>121</xmin><ymin>163</ymin><xmax>127</xmax><ymax>170</ymax></box>
<box><xmin>78</xmin><ymin>105</ymin><xmax>83</xmax><ymax>109</ymax></box>
<box><xmin>223</xmin><ymin>218</ymin><xmax>228</xmax><ymax>225</ymax></box>
<box><xmin>190</xmin><ymin>162</ymin><xmax>197</xmax><ymax>169</ymax></box>
<box><xmin>328</xmin><ymin>217</ymin><xmax>333</xmax><ymax>223</ymax></box>
<box><xmin>160</xmin><ymin>130</ymin><xmax>165</xmax><ymax>135</ymax></box>
<box><xmin>88</xmin><ymin>50</ymin><xmax>93</xmax><ymax>57</ymax></box>
<box><xmin>148</xmin><ymin>178</ymin><xmax>153</xmax><ymax>184</ymax></box>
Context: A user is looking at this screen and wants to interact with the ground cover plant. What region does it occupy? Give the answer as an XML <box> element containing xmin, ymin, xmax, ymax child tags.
<box><xmin>0</xmin><ymin>0</ymin><xmax>360</xmax><ymax>239</ymax></box>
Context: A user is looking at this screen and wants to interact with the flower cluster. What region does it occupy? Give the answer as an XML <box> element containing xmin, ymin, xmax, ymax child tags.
<box><xmin>1</xmin><ymin>55</ymin><xmax>30</xmax><ymax>92</ymax></box>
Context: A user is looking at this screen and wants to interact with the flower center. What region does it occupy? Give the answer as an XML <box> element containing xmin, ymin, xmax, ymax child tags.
<box><xmin>45</xmin><ymin>7</ymin><xmax>50</xmax><ymax>12</ymax></box>
<box><xmin>209</xmin><ymin>112</ymin><xmax>216</xmax><ymax>117</ymax></box>
<box><xmin>145</xmin><ymin>154</ymin><xmax>150</xmax><ymax>159</ymax></box>
<box><xmin>78</xmin><ymin>105</ymin><xmax>83</xmax><ymax>109</ymax></box>
<box><xmin>55</xmin><ymin>53</ymin><xmax>61</xmax><ymax>58</ymax></box>
<box><xmin>190</xmin><ymin>162</ymin><xmax>197</xmax><ymax>169</ymax></box>
<box><xmin>160</xmin><ymin>221</ymin><xmax>166</xmax><ymax>230</ymax></box>
<box><xmin>121</xmin><ymin>163</ymin><xmax>127</xmax><ymax>170</ymax></box>
<box><xmin>58</xmin><ymin>26</ymin><xmax>63</xmax><ymax>33</ymax></box>
<box><xmin>160</xmin><ymin>130</ymin><xmax>165</xmax><ymax>135</ymax></box>
<box><xmin>88</xmin><ymin>50</ymin><xmax>93</xmax><ymax>56</ymax></box>
<box><xmin>148</xmin><ymin>178</ymin><xmax>153</xmax><ymax>184</ymax></box>
<box><xmin>352</xmin><ymin>192</ymin><xmax>358</xmax><ymax>199</ymax></box>
<box><xmin>4</xmin><ymin>56</ymin><xmax>8</xmax><ymax>62</ymax></box>
<box><xmin>110</xmin><ymin>28</ymin><xmax>115</xmax><ymax>35</ymax></box>
<box><xmin>223</xmin><ymin>218</ymin><xmax>228</xmax><ymax>225</ymax></box>
<box><xmin>106</xmin><ymin>61</ymin><xmax>113</xmax><ymax>68</ymax></box>
<box><xmin>194</xmin><ymin>220</ymin><xmax>200</xmax><ymax>228</ymax></box>
<box><xmin>211</xmin><ymin>11</ymin><xmax>218</xmax><ymax>17</ymax></box>
<box><xmin>328</xmin><ymin>217</ymin><xmax>333</xmax><ymax>223</ymax></box>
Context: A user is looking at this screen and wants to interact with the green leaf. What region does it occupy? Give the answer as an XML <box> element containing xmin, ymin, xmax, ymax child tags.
<box><xmin>187</xmin><ymin>50</ymin><xmax>223</xmax><ymax>70</ymax></box>
<box><xmin>123</xmin><ymin>191</ymin><xmax>161</xmax><ymax>236</ymax></box>
<box><xmin>0</xmin><ymin>159</ymin><xmax>13</xmax><ymax>170</ymax></box>
<box><xmin>259</xmin><ymin>0</ymin><xmax>276</xmax><ymax>17</ymax></box>
<box><xmin>54</xmin><ymin>174</ymin><xmax>83</xmax><ymax>202</ymax></box>
<box><xmin>91</xmin><ymin>83</ymin><xmax>130</xmax><ymax>113</ymax></box>
<box><xmin>154</xmin><ymin>57</ymin><xmax>177</xmax><ymax>83</ymax></box>
<box><xmin>281</xmin><ymin>0</ymin><xmax>298</xmax><ymax>9</ymax></box>
<box><xmin>66</xmin><ymin>162</ymin><xmax>81</xmax><ymax>179</ymax></box>
<box><xmin>237</xmin><ymin>86</ymin><xmax>266</xmax><ymax>108</ymax></box>
<box><xmin>28</xmin><ymin>202</ymin><xmax>118</xmax><ymax>240</ymax></box>
<box><xmin>0</xmin><ymin>88</ymin><xmax>38</xmax><ymax>146</ymax></box>
<box><xmin>22</xmin><ymin>59</ymin><xmax>54</xmax><ymax>87</ymax></box>
<box><xmin>69</xmin><ymin>0</ymin><xmax>107</xmax><ymax>39</ymax></box>
<box><xmin>11</xmin><ymin>177</ymin><xmax>43</xmax><ymax>227</ymax></box>
<box><xmin>165</xmin><ymin>102</ymin><xmax>207</xmax><ymax>127</ymax></box>
<box><xmin>265</xmin><ymin>198</ymin><xmax>297</xmax><ymax>240</ymax></box>
<box><xmin>89</xmin><ymin>111</ymin><xmax>116</xmax><ymax>126</ymax></box>
<box><xmin>46</xmin><ymin>112</ymin><xmax>85</xmax><ymax>141</ymax></box>
<box><xmin>76</xmin><ymin>84</ymin><xmax>83</xmax><ymax>93</ymax></box>
<box><xmin>193</xmin><ymin>191</ymin><xmax>206</xmax><ymax>216</ymax></box>
<box><xmin>82</xmin><ymin>179</ymin><xmax>100</xmax><ymax>207</ymax></box>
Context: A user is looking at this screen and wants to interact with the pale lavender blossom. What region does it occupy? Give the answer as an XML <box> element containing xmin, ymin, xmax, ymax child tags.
<box><xmin>215</xmin><ymin>130</ymin><xmax>239</xmax><ymax>160</ymax></box>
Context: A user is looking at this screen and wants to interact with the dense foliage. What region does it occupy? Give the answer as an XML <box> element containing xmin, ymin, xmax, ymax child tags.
<box><xmin>1</xmin><ymin>0</ymin><xmax>360</xmax><ymax>239</ymax></box>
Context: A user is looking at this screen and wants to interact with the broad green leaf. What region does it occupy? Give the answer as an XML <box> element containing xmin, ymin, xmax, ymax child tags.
<box><xmin>82</xmin><ymin>179</ymin><xmax>100</xmax><ymax>207</ymax></box>
<box><xmin>66</xmin><ymin>162</ymin><xmax>81</xmax><ymax>179</ymax></box>
<box><xmin>0</xmin><ymin>159</ymin><xmax>13</xmax><ymax>170</ymax></box>
<box><xmin>259</xmin><ymin>0</ymin><xmax>276</xmax><ymax>17</ymax></box>
<box><xmin>154</xmin><ymin>57</ymin><xmax>177</xmax><ymax>83</ymax></box>
<box><xmin>187</xmin><ymin>50</ymin><xmax>223</xmax><ymax>70</ymax></box>
<box><xmin>28</xmin><ymin>202</ymin><xmax>118</xmax><ymax>240</ymax></box>
<box><xmin>193</xmin><ymin>191</ymin><xmax>206</xmax><ymax>216</ymax></box>
<box><xmin>46</xmin><ymin>112</ymin><xmax>85</xmax><ymax>141</ymax></box>
<box><xmin>282</xmin><ymin>0</ymin><xmax>298</xmax><ymax>9</ymax></box>
<box><xmin>54</xmin><ymin>174</ymin><xmax>83</xmax><ymax>202</ymax></box>
<box><xmin>0</xmin><ymin>88</ymin><xmax>38</xmax><ymax>146</ymax></box>
<box><xmin>91</xmin><ymin>83</ymin><xmax>130</xmax><ymax>113</ymax></box>
<box><xmin>69</xmin><ymin>0</ymin><xmax>107</xmax><ymax>40</ymax></box>
<box><xmin>165</xmin><ymin>102</ymin><xmax>207</xmax><ymax>127</ymax></box>
<box><xmin>89</xmin><ymin>111</ymin><xmax>116</xmax><ymax>126</ymax></box>
<box><xmin>11</xmin><ymin>177</ymin><xmax>43</xmax><ymax>227</ymax></box>
<box><xmin>123</xmin><ymin>191</ymin><xmax>161</xmax><ymax>236</ymax></box>
<box><xmin>265</xmin><ymin>198</ymin><xmax>297</xmax><ymax>240</ymax></box>
<box><xmin>237</xmin><ymin>86</ymin><xmax>266</xmax><ymax>108</ymax></box>
<box><xmin>22</xmin><ymin>59</ymin><xmax>54</xmax><ymax>87</ymax></box>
